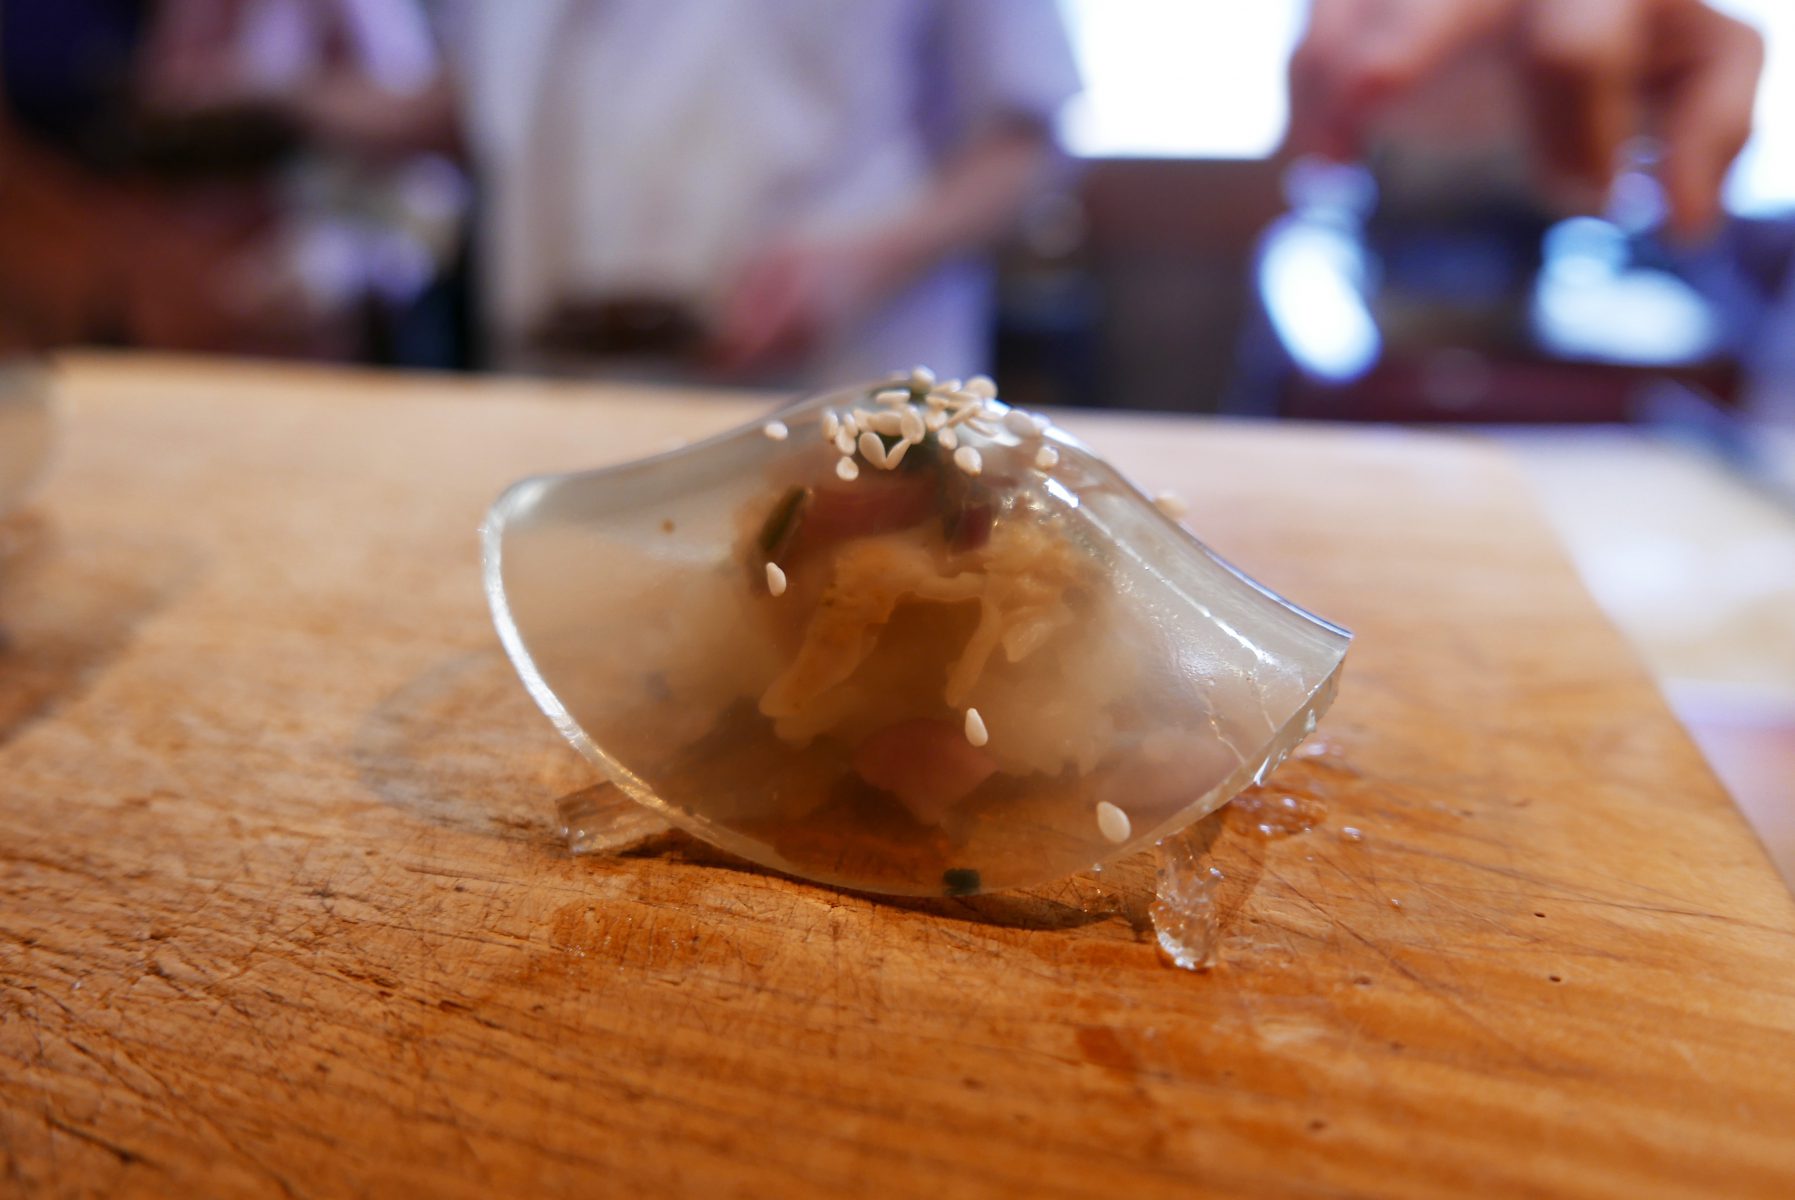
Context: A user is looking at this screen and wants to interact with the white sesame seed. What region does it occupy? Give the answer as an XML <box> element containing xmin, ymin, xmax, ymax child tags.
<box><xmin>857</xmin><ymin>430</ymin><xmax>887</xmax><ymax>467</ymax></box>
<box><xmin>1095</xmin><ymin>801</ymin><xmax>1132</xmax><ymax>844</ymax></box>
<box><xmin>963</xmin><ymin>707</ymin><xmax>988</xmax><ymax>747</ymax></box>
<box><xmin>1002</xmin><ymin>409</ymin><xmax>1038</xmax><ymax>437</ymax></box>
<box><xmin>938</xmin><ymin>426</ymin><xmax>959</xmax><ymax>450</ymax></box>
<box><xmin>910</xmin><ymin>365</ymin><xmax>936</xmax><ymax>390</ymax></box>
<box><xmin>762</xmin><ymin>420</ymin><xmax>789</xmax><ymax>441</ymax></box>
<box><xmin>765</xmin><ymin>562</ymin><xmax>787</xmax><ymax>596</ymax></box>
<box><xmin>924</xmin><ymin>409</ymin><xmax>948</xmax><ymax>432</ymax></box>
<box><xmin>936</xmin><ymin>378</ymin><xmax>963</xmax><ymax>395</ymax></box>
<box><xmin>964</xmin><ymin>418</ymin><xmax>998</xmax><ymax>437</ymax></box>
<box><xmin>875</xmin><ymin>388</ymin><xmax>912</xmax><ymax>407</ymax></box>
<box><xmin>863</xmin><ymin>410</ymin><xmax>905</xmax><ymax>435</ymax></box>
<box><xmin>836</xmin><ymin>457</ymin><xmax>859</xmax><ymax>481</ymax></box>
<box><xmin>821</xmin><ymin>411</ymin><xmax>840</xmax><ymax>440</ymax></box>
<box><xmin>882</xmin><ymin>438</ymin><xmax>911</xmax><ymax>469</ymax></box>
<box><xmin>965</xmin><ymin>375</ymin><xmax>997</xmax><ymax>399</ymax></box>
<box><xmin>842</xmin><ymin>411</ymin><xmax>861</xmax><ymax>437</ymax></box>
<box><xmin>924</xmin><ymin>390</ymin><xmax>953</xmax><ymax>409</ymax></box>
<box><xmin>953</xmin><ymin>446</ymin><xmax>983</xmax><ymax>476</ymax></box>
<box><xmin>833</xmin><ymin>428</ymin><xmax>855</xmax><ymax>455</ymax></box>
<box><xmin>899</xmin><ymin>407</ymin><xmax>925</xmax><ymax>444</ymax></box>
<box><xmin>1153</xmin><ymin>491</ymin><xmax>1189</xmax><ymax>519</ymax></box>
<box><xmin>944</xmin><ymin>404</ymin><xmax>985</xmax><ymax>429</ymax></box>
<box><xmin>1035</xmin><ymin>445</ymin><xmax>1059</xmax><ymax>470</ymax></box>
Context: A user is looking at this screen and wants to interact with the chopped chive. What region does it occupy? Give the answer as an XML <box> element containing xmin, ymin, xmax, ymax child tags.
<box><xmin>757</xmin><ymin>485</ymin><xmax>812</xmax><ymax>561</ymax></box>
<box><xmin>899</xmin><ymin>431</ymin><xmax>941</xmax><ymax>474</ymax></box>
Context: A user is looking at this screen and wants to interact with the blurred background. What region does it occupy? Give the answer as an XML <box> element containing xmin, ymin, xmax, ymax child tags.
<box><xmin>0</xmin><ymin>0</ymin><xmax>1790</xmax><ymax>880</ymax></box>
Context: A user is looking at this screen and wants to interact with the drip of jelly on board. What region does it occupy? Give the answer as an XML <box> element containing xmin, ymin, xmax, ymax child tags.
<box><xmin>1150</xmin><ymin>827</ymin><xmax>1223</xmax><ymax>971</ymax></box>
<box><xmin>1226</xmin><ymin>736</ymin><xmax>1362</xmax><ymax>839</ymax></box>
<box><xmin>1230</xmin><ymin>790</ymin><xmax>1327</xmax><ymax>839</ymax></box>
<box><xmin>557</xmin><ymin>785</ymin><xmax>667</xmax><ymax>855</ymax></box>
<box><xmin>1148</xmin><ymin>736</ymin><xmax>1366</xmax><ymax>970</ymax></box>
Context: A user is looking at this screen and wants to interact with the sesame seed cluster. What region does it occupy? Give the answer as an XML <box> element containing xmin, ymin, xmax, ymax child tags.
<box><xmin>763</xmin><ymin>365</ymin><xmax>1058</xmax><ymax>484</ymax></box>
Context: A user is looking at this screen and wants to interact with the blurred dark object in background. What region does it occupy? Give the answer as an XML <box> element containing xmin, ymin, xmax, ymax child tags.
<box><xmin>3</xmin><ymin>0</ymin><xmax>300</xmax><ymax>180</ymax></box>
<box><xmin>1231</xmin><ymin>151</ymin><xmax>1750</xmax><ymax>424</ymax></box>
<box><xmin>0</xmin><ymin>0</ymin><xmax>468</xmax><ymax>367</ymax></box>
<box><xmin>991</xmin><ymin>159</ymin><xmax>1290</xmax><ymax>413</ymax></box>
<box><xmin>528</xmin><ymin>298</ymin><xmax>706</xmax><ymax>367</ymax></box>
<box><xmin>1672</xmin><ymin>216</ymin><xmax>1795</xmax><ymax>429</ymax></box>
<box><xmin>988</xmin><ymin>191</ymin><xmax>1100</xmax><ymax>412</ymax></box>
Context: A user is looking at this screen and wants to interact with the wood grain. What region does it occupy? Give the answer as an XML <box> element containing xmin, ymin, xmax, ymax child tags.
<box><xmin>3</xmin><ymin>353</ymin><xmax>1793</xmax><ymax>1199</ymax></box>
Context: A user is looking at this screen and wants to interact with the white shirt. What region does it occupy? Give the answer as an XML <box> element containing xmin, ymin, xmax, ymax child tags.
<box><xmin>450</xmin><ymin>0</ymin><xmax>1079</xmax><ymax>382</ymax></box>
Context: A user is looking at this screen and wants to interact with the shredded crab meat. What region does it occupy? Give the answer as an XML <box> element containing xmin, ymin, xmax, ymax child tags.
<box><xmin>758</xmin><ymin>521</ymin><xmax>1090</xmax><ymax>746</ymax></box>
<box><xmin>759</xmin><ymin>536</ymin><xmax>984</xmax><ymax>720</ymax></box>
<box><xmin>941</xmin><ymin>523</ymin><xmax>1084</xmax><ymax>707</ymax></box>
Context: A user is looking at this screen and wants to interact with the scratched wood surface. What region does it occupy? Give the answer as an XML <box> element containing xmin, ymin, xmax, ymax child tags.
<box><xmin>4</xmin><ymin>353</ymin><xmax>1794</xmax><ymax>1199</ymax></box>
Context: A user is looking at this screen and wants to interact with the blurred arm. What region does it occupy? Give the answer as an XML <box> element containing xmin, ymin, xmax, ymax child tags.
<box><xmin>709</xmin><ymin>116</ymin><xmax>1056</xmax><ymax>376</ymax></box>
<box><xmin>873</xmin><ymin>116</ymin><xmax>1061</xmax><ymax>291</ymax></box>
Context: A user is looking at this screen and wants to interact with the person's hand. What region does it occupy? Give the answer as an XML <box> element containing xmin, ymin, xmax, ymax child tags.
<box><xmin>708</xmin><ymin>233</ymin><xmax>907</xmax><ymax>378</ymax></box>
<box><xmin>1287</xmin><ymin>0</ymin><xmax>1766</xmax><ymax>238</ymax></box>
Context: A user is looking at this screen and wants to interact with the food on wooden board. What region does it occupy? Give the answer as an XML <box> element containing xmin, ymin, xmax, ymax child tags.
<box><xmin>484</xmin><ymin>370</ymin><xmax>1350</xmax><ymax>895</ymax></box>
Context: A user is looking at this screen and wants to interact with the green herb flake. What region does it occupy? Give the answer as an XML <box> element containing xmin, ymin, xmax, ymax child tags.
<box><xmin>757</xmin><ymin>485</ymin><xmax>812</xmax><ymax>561</ymax></box>
<box><xmin>942</xmin><ymin>868</ymin><xmax>981</xmax><ymax>896</ymax></box>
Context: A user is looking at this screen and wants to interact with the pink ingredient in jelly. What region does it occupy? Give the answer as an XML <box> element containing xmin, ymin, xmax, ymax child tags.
<box><xmin>853</xmin><ymin>718</ymin><xmax>997</xmax><ymax>825</ymax></box>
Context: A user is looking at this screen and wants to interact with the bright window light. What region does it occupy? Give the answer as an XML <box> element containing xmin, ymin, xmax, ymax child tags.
<box><xmin>1058</xmin><ymin>0</ymin><xmax>1795</xmax><ymax>214</ymax></box>
<box><xmin>1259</xmin><ymin>220</ymin><xmax>1381</xmax><ymax>382</ymax></box>
<box><xmin>1056</xmin><ymin>1</ymin><xmax>1306</xmax><ymax>159</ymax></box>
<box><xmin>1710</xmin><ymin>0</ymin><xmax>1795</xmax><ymax>213</ymax></box>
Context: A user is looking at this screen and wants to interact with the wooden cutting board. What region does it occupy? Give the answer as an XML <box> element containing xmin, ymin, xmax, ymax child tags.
<box><xmin>4</xmin><ymin>354</ymin><xmax>1793</xmax><ymax>1199</ymax></box>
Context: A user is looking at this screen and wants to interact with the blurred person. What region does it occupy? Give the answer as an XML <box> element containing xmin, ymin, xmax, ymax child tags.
<box><xmin>1286</xmin><ymin>0</ymin><xmax>1765</xmax><ymax>240</ymax></box>
<box><xmin>1235</xmin><ymin>0</ymin><xmax>1775</xmax><ymax>424</ymax></box>
<box><xmin>443</xmin><ymin>1</ymin><xmax>1080</xmax><ymax>385</ymax></box>
<box><xmin>0</xmin><ymin>0</ymin><xmax>461</xmax><ymax>360</ymax></box>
